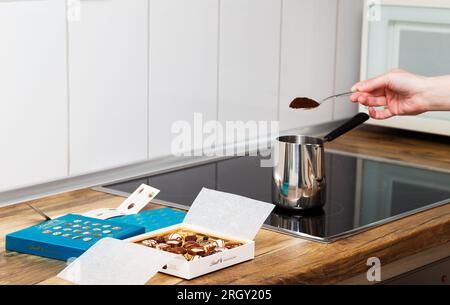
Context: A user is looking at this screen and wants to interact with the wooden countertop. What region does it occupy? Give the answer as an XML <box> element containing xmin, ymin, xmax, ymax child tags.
<box><xmin>1</xmin><ymin>126</ymin><xmax>449</xmax><ymax>285</ymax></box>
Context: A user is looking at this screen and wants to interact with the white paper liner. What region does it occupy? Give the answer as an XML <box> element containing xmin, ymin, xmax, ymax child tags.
<box><xmin>57</xmin><ymin>238</ymin><xmax>176</xmax><ymax>285</ymax></box>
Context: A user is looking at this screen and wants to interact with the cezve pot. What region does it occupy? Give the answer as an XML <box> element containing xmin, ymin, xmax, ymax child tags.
<box><xmin>272</xmin><ymin>113</ymin><xmax>369</xmax><ymax>210</ymax></box>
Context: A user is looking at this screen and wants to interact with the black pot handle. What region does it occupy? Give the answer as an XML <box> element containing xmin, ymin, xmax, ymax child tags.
<box><xmin>323</xmin><ymin>113</ymin><xmax>370</xmax><ymax>142</ymax></box>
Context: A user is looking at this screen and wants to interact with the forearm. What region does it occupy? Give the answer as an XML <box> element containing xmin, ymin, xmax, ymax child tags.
<box><xmin>423</xmin><ymin>75</ymin><xmax>450</xmax><ymax>111</ymax></box>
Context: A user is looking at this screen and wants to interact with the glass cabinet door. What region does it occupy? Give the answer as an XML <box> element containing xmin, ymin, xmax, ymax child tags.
<box><xmin>364</xmin><ymin>2</ymin><xmax>450</xmax><ymax>129</ymax></box>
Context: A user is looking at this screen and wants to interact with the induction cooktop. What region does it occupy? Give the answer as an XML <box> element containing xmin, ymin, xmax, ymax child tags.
<box><xmin>97</xmin><ymin>151</ymin><xmax>450</xmax><ymax>243</ymax></box>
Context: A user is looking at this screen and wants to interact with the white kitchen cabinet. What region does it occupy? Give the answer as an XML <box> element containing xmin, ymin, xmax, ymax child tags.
<box><xmin>333</xmin><ymin>0</ymin><xmax>363</xmax><ymax>120</ymax></box>
<box><xmin>279</xmin><ymin>0</ymin><xmax>338</xmax><ymax>131</ymax></box>
<box><xmin>0</xmin><ymin>0</ymin><xmax>68</xmax><ymax>191</ymax></box>
<box><xmin>218</xmin><ymin>0</ymin><xmax>281</xmax><ymax>140</ymax></box>
<box><xmin>69</xmin><ymin>0</ymin><xmax>148</xmax><ymax>175</ymax></box>
<box><xmin>148</xmin><ymin>0</ymin><xmax>219</xmax><ymax>158</ymax></box>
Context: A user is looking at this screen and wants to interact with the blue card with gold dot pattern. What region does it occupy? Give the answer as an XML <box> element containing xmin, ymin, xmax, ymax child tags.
<box><xmin>5</xmin><ymin>214</ymin><xmax>145</xmax><ymax>261</ymax></box>
<box><xmin>112</xmin><ymin>208</ymin><xmax>186</xmax><ymax>232</ymax></box>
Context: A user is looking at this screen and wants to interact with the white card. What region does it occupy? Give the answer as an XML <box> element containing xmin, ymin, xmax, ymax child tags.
<box><xmin>117</xmin><ymin>184</ymin><xmax>160</xmax><ymax>215</ymax></box>
<box><xmin>83</xmin><ymin>184</ymin><xmax>160</xmax><ymax>219</ymax></box>
<box><xmin>57</xmin><ymin>238</ymin><xmax>176</xmax><ymax>285</ymax></box>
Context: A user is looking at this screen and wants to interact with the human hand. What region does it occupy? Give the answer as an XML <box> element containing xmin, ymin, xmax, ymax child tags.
<box><xmin>350</xmin><ymin>69</ymin><xmax>450</xmax><ymax>119</ymax></box>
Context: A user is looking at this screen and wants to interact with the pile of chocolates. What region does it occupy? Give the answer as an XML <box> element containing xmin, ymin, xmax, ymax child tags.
<box><xmin>137</xmin><ymin>230</ymin><xmax>243</xmax><ymax>261</ymax></box>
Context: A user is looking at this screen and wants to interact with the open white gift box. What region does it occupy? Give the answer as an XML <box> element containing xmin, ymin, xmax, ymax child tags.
<box><xmin>126</xmin><ymin>188</ymin><xmax>275</xmax><ymax>280</ymax></box>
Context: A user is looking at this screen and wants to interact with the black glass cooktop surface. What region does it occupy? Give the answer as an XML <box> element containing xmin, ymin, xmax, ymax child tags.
<box><xmin>99</xmin><ymin>151</ymin><xmax>450</xmax><ymax>243</ymax></box>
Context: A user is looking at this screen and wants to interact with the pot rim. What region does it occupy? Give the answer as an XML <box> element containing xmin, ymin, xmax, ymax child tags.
<box><xmin>276</xmin><ymin>135</ymin><xmax>323</xmax><ymax>145</ymax></box>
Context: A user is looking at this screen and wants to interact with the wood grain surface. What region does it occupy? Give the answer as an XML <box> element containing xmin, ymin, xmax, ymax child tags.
<box><xmin>326</xmin><ymin>125</ymin><xmax>450</xmax><ymax>170</ymax></box>
<box><xmin>1</xmin><ymin>126</ymin><xmax>449</xmax><ymax>285</ymax></box>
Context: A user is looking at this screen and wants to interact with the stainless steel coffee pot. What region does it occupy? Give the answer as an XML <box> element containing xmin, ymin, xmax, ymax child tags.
<box><xmin>272</xmin><ymin>113</ymin><xmax>369</xmax><ymax>210</ymax></box>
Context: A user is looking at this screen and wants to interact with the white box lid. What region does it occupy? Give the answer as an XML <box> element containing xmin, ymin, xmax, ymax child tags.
<box><xmin>183</xmin><ymin>188</ymin><xmax>275</xmax><ymax>240</ymax></box>
<box><xmin>57</xmin><ymin>238</ymin><xmax>176</xmax><ymax>285</ymax></box>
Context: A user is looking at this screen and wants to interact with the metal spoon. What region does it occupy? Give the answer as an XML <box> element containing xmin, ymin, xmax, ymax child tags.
<box><xmin>289</xmin><ymin>91</ymin><xmax>353</xmax><ymax>110</ymax></box>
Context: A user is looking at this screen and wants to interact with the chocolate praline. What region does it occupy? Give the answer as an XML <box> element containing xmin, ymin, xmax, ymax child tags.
<box><xmin>168</xmin><ymin>233</ymin><xmax>182</xmax><ymax>240</ymax></box>
<box><xmin>141</xmin><ymin>239</ymin><xmax>157</xmax><ymax>247</ymax></box>
<box><xmin>183</xmin><ymin>241</ymin><xmax>200</xmax><ymax>249</ymax></box>
<box><xmin>198</xmin><ymin>240</ymin><xmax>211</xmax><ymax>246</ymax></box>
<box><xmin>214</xmin><ymin>239</ymin><xmax>226</xmax><ymax>248</ymax></box>
<box><xmin>187</xmin><ymin>247</ymin><xmax>206</xmax><ymax>256</ymax></box>
<box><xmin>167</xmin><ymin>247</ymin><xmax>187</xmax><ymax>255</ymax></box>
<box><xmin>155</xmin><ymin>236</ymin><xmax>165</xmax><ymax>243</ymax></box>
<box><xmin>185</xmin><ymin>234</ymin><xmax>197</xmax><ymax>242</ymax></box>
<box><xmin>225</xmin><ymin>242</ymin><xmax>243</xmax><ymax>249</ymax></box>
<box><xmin>202</xmin><ymin>242</ymin><xmax>216</xmax><ymax>252</ymax></box>
<box><xmin>157</xmin><ymin>243</ymin><xmax>170</xmax><ymax>251</ymax></box>
<box><xmin>166</xmin><ymin>239</ymin><xmax>183</xmax><ymax>247</ymax></box>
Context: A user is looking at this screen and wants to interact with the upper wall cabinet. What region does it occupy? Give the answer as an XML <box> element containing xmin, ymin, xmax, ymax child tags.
<box><xmin>0</xmin><ymin>0</ymin><xmax>68</xmax><ymax>191</ymax></box>
<box><xmin>218</xmin><ymin>0</ymin><xmax>281</xmax><ymax>138</ymax></box>
<box><xmin>69</xmin><ymin>0</ymin><xmax>148</xmax><ymax>175</ymax></box>
<box><xmin>333</xmin><ymin>0</ymin><xmax>363</xmax><ymax>120</ymax></box>
<box><xmin>279</xmin><ymin>0</ymin><xmax>338</xmax><ymax>131</ymax></box>
<box><xmin>279</xmin><ymin>0</ymin><xmax>362</xmax><ymax>129</ymax></box>
<box><xmin>361</xmin><ymin>0</ymin><xmax>450</xmax><ymax>136</ymax></box>
<box><xmin>148</xmin><ymin>0</ymin><xmax>219</xmax><ymax>158</ymax></box>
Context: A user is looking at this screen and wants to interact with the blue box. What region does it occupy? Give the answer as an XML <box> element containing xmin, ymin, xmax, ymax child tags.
<box><xmin>112</xmin><ymin>208</ymin><xmax>186</xmax><ymax>232</ymax></box>
<box><xmin>5</xmin><ymin>214</ymin><xmax>145</xmax><ymax>261</ymax></box>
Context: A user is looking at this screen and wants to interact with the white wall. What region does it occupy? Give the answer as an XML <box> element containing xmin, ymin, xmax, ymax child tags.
<box><xmin>0</xmin><ymin>0</ymin><xmax>364</xmax><ymax>203</ymax></box>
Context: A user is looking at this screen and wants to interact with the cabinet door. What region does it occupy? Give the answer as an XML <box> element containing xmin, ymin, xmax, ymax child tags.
<box><xmin>218</xmin><ymin>0</ymin><xmax>281</xmax><ymax>139</ymax></box>
<box><xmin>333</xmin><ymin>0</ymin><xmax>362</xmax><ymax>120</ymax></box>
<box><xmin>395</xmin><ymin>25</ymin><xmax>450</xmax><ymax>123</ymax></box>
<box><xmin>69</xmin><ymin>0</ymin><xmax>148</xmax><ymax>175</ymax></box>
<box><xmin>362</xmin><ymin>3</ymin><xmax>450</xmax><ymax>135</ymax></box>
<box><xmin>279</xmin><ymin>0</ymin><xmax>338</xmax><ymax>130</ymax></box>
<box><xmin>0</xmin><ymin>0</ymin><xmax>68</xmax><ymax>191</ymax></box>
<box><xmin>148</xmin><ymin>0</ymin><xmax>219</xmax><ymax>158</ymax></box>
